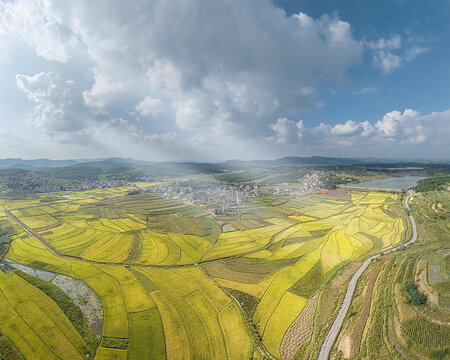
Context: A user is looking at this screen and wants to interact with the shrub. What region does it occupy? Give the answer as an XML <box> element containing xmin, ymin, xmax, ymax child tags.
<box><xmin>404</xmin><ymin>280</ymin><xmax>427</xmax><ymax>305</ymax></box>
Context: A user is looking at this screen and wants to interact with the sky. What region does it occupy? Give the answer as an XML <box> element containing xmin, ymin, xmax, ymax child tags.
<box><xmin>0</xmin><ymin>0</ymin><xmax>449</xmax><ymax>161</ymax></box>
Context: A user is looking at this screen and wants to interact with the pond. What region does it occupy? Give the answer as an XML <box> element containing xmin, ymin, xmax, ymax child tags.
<box><xmin>344</xmin><ymin>176</ymin><xmax>425</xmax><ymax>191</ymax></box>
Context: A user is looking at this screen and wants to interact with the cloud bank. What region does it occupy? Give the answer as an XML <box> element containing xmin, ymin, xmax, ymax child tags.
<box><xmin>0</xmin><ymin>0</ymin><xmax>445</xmax><ymax>160</ymax></box>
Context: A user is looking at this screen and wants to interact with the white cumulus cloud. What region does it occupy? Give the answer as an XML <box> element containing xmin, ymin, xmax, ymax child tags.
<box><xmin>135</xmin><ymin>96</ymin><xmax>163</xmax><ymax>117</ymax></box>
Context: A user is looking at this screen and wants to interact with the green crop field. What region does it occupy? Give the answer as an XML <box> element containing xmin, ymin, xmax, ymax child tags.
<box><xmin>0</xmin><ymin>184</ymin><xmax>417</xmax><ymax>359</ymax></box>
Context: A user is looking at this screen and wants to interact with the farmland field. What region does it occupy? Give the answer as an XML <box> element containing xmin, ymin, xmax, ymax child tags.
<box><xmin>0</xmin><ymin>184</ymin><xmax>415</xmax><ymax>359</ymax></box>
<box><xmin>329</xmin><ymin>189</ymin><xmax>449</xmax><ymax>360</ymax></box>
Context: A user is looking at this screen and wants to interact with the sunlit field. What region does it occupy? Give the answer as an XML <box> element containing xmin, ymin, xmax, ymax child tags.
<box><xmin>0</xmin><ymin>183</ymin><xmax>413</xmax><ymax>360</ymax></box>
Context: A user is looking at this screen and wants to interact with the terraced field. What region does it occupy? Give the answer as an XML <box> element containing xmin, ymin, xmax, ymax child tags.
<box><xmin>0</xmin><ymin>186</ymin><xmax>411</xmax><ymax>359</ymax></box>
<box><xmin>330</xmin><ymin>189</ymin><xmax>449</xmax><ymax>360</ymax></box>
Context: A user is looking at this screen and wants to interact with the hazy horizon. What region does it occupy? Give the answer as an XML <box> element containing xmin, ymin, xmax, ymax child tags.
<box><xmin>0</xmin><ymin>154</ymin><xmax>449</xmax><ymax>163</ymax></box>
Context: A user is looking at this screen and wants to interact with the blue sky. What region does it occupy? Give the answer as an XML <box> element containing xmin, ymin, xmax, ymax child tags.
<box><xmin>276</xmin><ymin>0</ymin><xmax>450</xmax><ymax>126</ymax></box>
<box><xmin>0</xmin><ymin>0</ymin><xmax>449</xmax><ymax>161</ymax></box>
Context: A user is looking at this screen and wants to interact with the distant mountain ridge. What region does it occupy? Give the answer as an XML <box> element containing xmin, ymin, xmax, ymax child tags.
<box><xmin>0</xmin><ymin>157</ymin><xmax>154</xmax><ymax>170</ymax></box>
<box><xmin>0</xmin><ymin>156</ymin><xmax>447</xmax><ymax>171</ymax></box>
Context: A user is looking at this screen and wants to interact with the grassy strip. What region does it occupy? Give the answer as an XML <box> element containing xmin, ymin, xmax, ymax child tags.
<box><xmin>124</xmin><ymin>232</ymin><xmax>142</xmax><ymax>263</ymax></box>
<box><xmin>14</xmin><ymin>270</ymin><xmax>99</xmax><ymax>354</ymax></box>
<box><xmin>127</xmin><ymin>267</ymin><xmax>159</xmax><ymax>292</ymax></box>
<box><xmin>101</xmin><ymin>337</ymin><xmax>129</xmax><ymax>349</ymax></box>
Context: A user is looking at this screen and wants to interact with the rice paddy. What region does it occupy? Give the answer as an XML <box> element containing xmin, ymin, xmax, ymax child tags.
<box><xmin>0</xmin><ymin>185</ymin><xmax>410</xmax><ymax>359</ymax></box>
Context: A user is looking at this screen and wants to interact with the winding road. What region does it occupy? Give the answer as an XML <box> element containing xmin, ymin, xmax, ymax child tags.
<box><xmin>317</xmin><ymin>191</ymin><xmax>417</xmax><ymax>360</ymax></box>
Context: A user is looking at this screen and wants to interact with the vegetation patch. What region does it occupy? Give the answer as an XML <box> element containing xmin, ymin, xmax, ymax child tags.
<box><xmin>431</xmin><ymin>346</ymin><xmax>450</xmax><ymax>360</ymax></box>
<box><xmin>404</xmin><ymin>280</ymin><xmax>427</xmax><ymax>305</ymax></box>
<box><xmin>402</xmin><ymin>318</ymin><xmax>450</xmax><ymax>349</ymax></box>
<box><xmin>101</xmin><ymin>337</ymin><xmax>129</xmax><ymax>349</ymax></box>
<box><xmin>289</xmin><ymin>261</ymin><xmax>323</xmax><ymax>297</ymax></box>
<box><xmin>225</xmin><ymin>288</ymin><xmax>259</xmax><ymax>318</ymax></box>
<box><xmin>0</xmin><ymin>335</ymin><xmax>23</xmax><ymax>360</ymax></box>
<box><xmin>0</xmin><ymin>235</ymin><xmax>12</xmax><ymax>244</ymax></box>
<box><xmin>414</xmin><ymin>176</ymin><xmax>450</xmax><ymax>192</ymax></box>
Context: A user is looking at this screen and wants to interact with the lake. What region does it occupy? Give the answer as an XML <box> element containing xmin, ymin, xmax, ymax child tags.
<box><xmin>344</xmin><ymin>176</ymin><xmax>425</xmax><ymax>191</ymax></box>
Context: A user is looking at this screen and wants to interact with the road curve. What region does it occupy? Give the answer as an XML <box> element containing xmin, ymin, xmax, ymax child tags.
<box><xmin>317</xmin><ymin>191</ymin><xmax>417</xmax><ymax>360</ymax></box>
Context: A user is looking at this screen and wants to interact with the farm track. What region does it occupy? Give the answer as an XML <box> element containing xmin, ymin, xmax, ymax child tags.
<box><xmin>3</xmin><ymin>210</ymin><xmax>296</xmax><ymax>270</ymax></box>
<box><xmin>317</xmin><ymin>191</ymin><xmax>418</xmax><ymax>360</ymax></box>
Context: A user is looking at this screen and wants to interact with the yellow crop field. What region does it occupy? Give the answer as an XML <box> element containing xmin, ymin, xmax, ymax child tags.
<box><xmin>267</xmin><ymin>217</ymin><xmax>297</xmax><ymax>227</ymax></box>
<box><xmin>272</xmin><ymin>224</ymin><xmax>304</xmax><ymax>243</ymax></box>
<box><xmin>214</xmin><ymin>278</ymin><xmax>266</xmax><ymax>297</ymax></box>
<box><xmin>0</xmin><ymin>312</ymin><xmax>60</xmax><ymax>360</ymax></box>
<box><xmin>268</xmin><ymin>243</ymin><xmax>306</xmax><ymax>261</ymax></box>
<box><xmin>138</xmin><ymin>231</ymin><xmax>193</xmax><ymax>265</ymax></box>
<box><xmin>297</xmin><ymin>203</ymin><xmax>350</xmax><ymax>219</ymax></box>
<box><xmin>126</xmin><ymin>213</ymin><xmax>146</xmax><ymax>224</ymax></box>
<box><xmin>138</xmin><ymin>232</ymin><xmax>165</xmax><ymax>264</ymax></box>
<box><xmin>135</xmin><ymin>267</ymin><xmax>252</xmax><ymax>359</ymax></box>
<box><xmin>356</xmin><ymin>192</ymin><xmax>391</xmax><ymax>204</ymax></box>
<box><xmin>11</xmin><ymin>212</ymin><xmax>58</xmax><ymax>229</ymax></box>
<box><xmin>150</xmin><ymin>290</ymin><xmax>190</xmax><ymax>360</ymax></box>
<box><xmin>336</xmin><ymin>229</ymin><xmax>354</xmax><ymax>261</ymax></box>
<box><xmin>128</xmin><ymin>308</ymin><xmax>166</xmax><ymax>359</ymax></box>
<box><xmin>184</xmin><ymin>290</ymin><xmax>228</xmax><ymax>358</ymax></box>
<box><xmin>244</xmin><ymin>249</ymin><xmax>273</xmax><ymax>258</ymax></box>
<box><xmin>172</xmin><ymin>267</ymin><xmax>231</xmax><ymax>311</ymax></box>
<box><xmin>11</xmin><ymin>275</ymin><xmax>87</xmax><ymax>352</ymax></box>
<box><xmin>0</xmin><ymin>272</ymin><xmax>86</xmax><ymax>359</ymax></box>
<box><xmin>82</xmin><ymin>269</ymin><xmax>128</xmax><ymax>338</ymax></box>
<box><xmin>253</xmin><ymin>268</ymin><xmax>294</xmax><ymax>333</ymax></box>
<box><xmin>262</xmin><ymin>292</ymin><xmax>307</xmax><ymax>358</ymax></box>
<box><xmin>7</xmin><ymin>236</ymin><xmax>74</xmax><ymax>276</ymax></box>
<box><xmin>146</xmin><ymin>276</ymin><xmax>220</xmax><ymax>359</ymax></box>
<box><xmin>168</xmin><ymin>233</ymin><xmax>211</xmax><ymax>262</ymax></box>
<box><xmin>202</xmin><ymin>227</ymin><xmax>276</xmax><ymax>261</ymax></box>
<box><xmin>95</xmin><ymin>347</ymin><xmax>127</xmax><ymax>360</ymax></box>
<box><xmin>100</xmin><ymin>266</ymin><xmax>156</xmax><ymax>313</ymax></box>
<box><xmin>247</xmin><ymin>225</ymin><xmax>285</xmax><ymax>243</ymax></box>
<box><xmin>114</xmin><ymin>218</ymin><xmax>146</xmax><ymax>230</ymax></box>
<box><xmin>289</xmin><ymin>214</ymin><xmax>316</xmax><ymax>222</ymax></box>
<box><xmin>321</xmin><ymin>232</ymin><xmax>342</xmax><ymax>273</ymax></box>
<box><xmin>253</xmin><ymin>247</ymin><xmax>321</xmax><ymax>349</ymax></box>
<box><xmin>81</xmin><ymin>233</ymin><xmax>134</xmax><ymax>262</ymax></box>
<box><xmin>219</xmin><ymin>302</ymin><xmax>253</xmax><ymax>359</ymax></box>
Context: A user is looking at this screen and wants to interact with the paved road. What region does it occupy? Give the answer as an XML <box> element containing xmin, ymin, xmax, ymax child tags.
<box><xmin>403</xmin><ymin>192</ymin><xmax>418</xmax><ymax>246</ymax></box>
<box><xmin>317</xmin><ymin>191</ymin><xmax>417</xmax><ymax>360</ymax></box>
